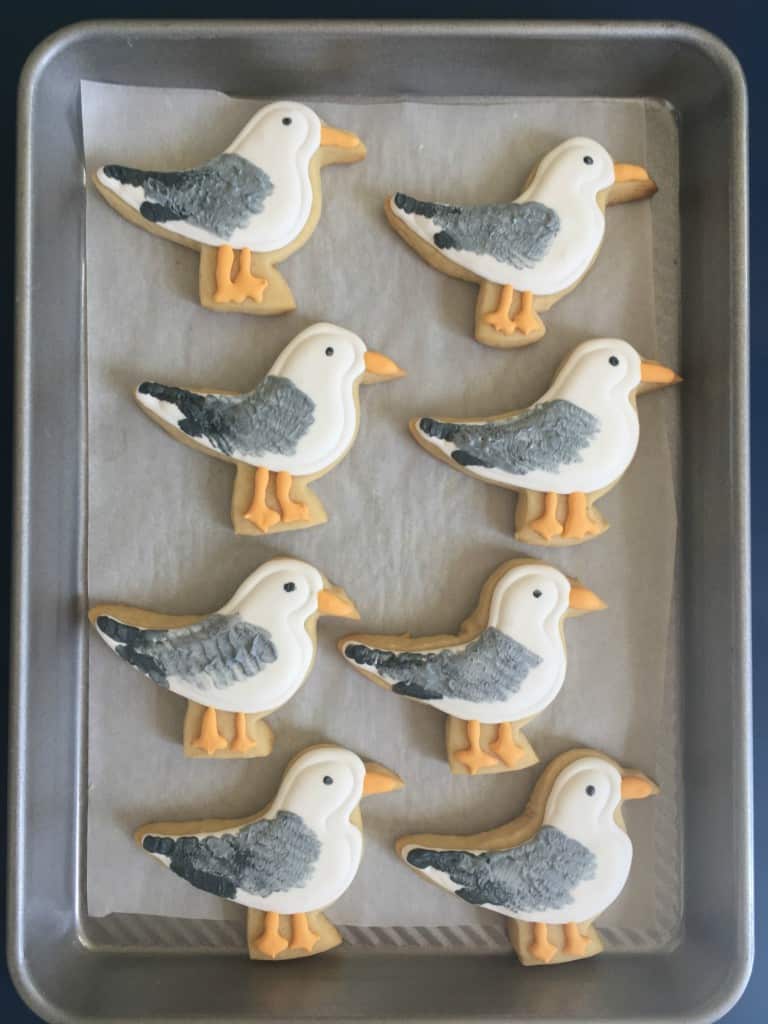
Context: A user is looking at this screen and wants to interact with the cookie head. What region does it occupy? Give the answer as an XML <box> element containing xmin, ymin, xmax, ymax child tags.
<box><xmin>277</xmin><ymin>747</ymin><xmax>402</xmax><ymax>824</ymax></box>
<box><xmin>544</xmin><ymin>756</ymin><xmax>658</xmax><ymax>840</ymax></box>
<box><xmin>232</xmin><ymin>101</ymin><xmax>323</xmax><ymax>163</ymax></box>
<box><xmin>489</xmin><ymin>564</ymin><xmax>573</xmax><ymax>634</ymax></box>
<box><xmin>228</xmin><ymin>557</ymin><xmax>342</xmax><ymax>625</ymax></box>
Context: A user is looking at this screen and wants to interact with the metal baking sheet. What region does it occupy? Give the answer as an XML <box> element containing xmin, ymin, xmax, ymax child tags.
<box><xmin>12</xmin><ymin>20</ymin><xmax>751</xmax><ymax>1024</ymax></box>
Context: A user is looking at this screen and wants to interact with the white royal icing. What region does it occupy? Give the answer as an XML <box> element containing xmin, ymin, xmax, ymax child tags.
<box><xmin>97</xmin><ymin>101</ymin><xmax>323</xmax><ymax>252</ymax></box>
<box><xmin>135</xmin><ymin>323</ymin><xmax>370</xmax><ymax>478</ymax></box>
<box><xmin>391</xmin><ymin>137</ymin><xmax>615</xmax><ymax>292</ymax></box>
<box><xmin>96</xmin><ymin>558</ymin><xmax>325</xmax><ymax>714</ymax></box>
<box><xmin>417</xmin><ymin>338</ymin><xmax>643</xmax><ymax>494</ymax></box>
<box><xmin>351</xmin><ymin>564</ymin><xmax>571</xmax><ymax>724</ymax></box>
<box><xmin>147</xmin><ymin>747</ymin><xmax>367</xmax><ymax>914</ymax></box>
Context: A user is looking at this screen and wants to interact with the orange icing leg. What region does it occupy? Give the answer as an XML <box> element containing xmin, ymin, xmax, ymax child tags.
<box><xmin>257</xmin><ymin>911</ymin><xmax>289</xmax><ymax>959</ymax></box>
<box><xmin>244</xmin><ymin>466</ymin><xmax>280</xmax><ymax>533</ymax></box>
<box><xmin>483</xmin><ymin>286</ymin><xmax>542</xmax><ymax>336</ymax></box>
<box><xmin>233</xmin><ymin>248</ymin><xmax>268</xmax><ymax>303</ymax></box>
<box><xmin>482</xmin><ymin>285</ymin><xmax>519</xmax><ymax>335</ymax></box>
<box><xmin>563</xmin><ymin>492</ymin><xmax>599</xmax><ymax>540</ymax></box>
<box><xmin>530</xmin><ymin>922</ymin><xmax>558</xmax><ymax>964</ymax></box>
<box><xmin>455</xmin><ymin>720</ymin><xmax>498</xmax><ymax>775</ymax></box>
<box><xmin>563</xmin><ymin>922</ymin><xmax>589</xmax><ymax>958</ymax></box>
<box><xmin>489</xmin><ymin>722</ymin><xmax>524</xmax><ymax>767</ymax></box>
<box><xmin>229</xmin><ymin>711</ymin><xmax>257</xmax><ymax>754</ymax></box>
<box><xmin>530</xmin><ymin>492</ymin><xmax>564</xmax><ymax>540</ymax></box>
<box><xmin>514</xmin><ymin>291</ymin><xmax>543</xmax><ymax>335</ymax></box>
<box><xmin>290</xmin><ymin>912</ymin><xmax>320</xmax><ymax>953</ymax></box>
<box><xmin>192</xmin><ymin>706</ymin><xmax>228</xmax><ymax>756</ymax></box>
<box><xmin>276</xmin><ymin>471</ymin><xmax>310</xmax><ymax>524</ymax></box>
<box><xmin>214</xmin><ymin>245</ymin><xmax>267</xmax><ymax>304</ymax></box>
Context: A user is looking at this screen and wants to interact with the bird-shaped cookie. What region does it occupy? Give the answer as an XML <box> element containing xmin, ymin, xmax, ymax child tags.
<box><xmin>340</xmin><ymin>560</ymin><xmax>604</xmax><ymax>775</ymax></box>
<box><xmin>94</xmin><ymin>101</ymin><xmax>366</xmax><ymax>314</ymax></box>
<box><xmin>137</xmin><ymin>745</ymin><xmax>403</xmax><ymax>959</ymax></box>
<box><xmin>136</xmin><ymin>323</ymin><xmax>405</xmax><ymax>535</ymax></box>
<box><xmin>89</xmin><ymin>558</ymin><xmax>359</xmax><ymax>758</ymax></box>
<box><xmin>411</xmin><ymin>338</ymin><xmax>680</xmax><ymax>545</ymax></box>
<box><xmin>386</xmin><ymin>137</ymin><xmax>657</xmax><ymax>347</ymax></box>
<box><xmin>398</xmin><ymin>748</ymin><xmax>657</xmax><ymax>965</ymax></box>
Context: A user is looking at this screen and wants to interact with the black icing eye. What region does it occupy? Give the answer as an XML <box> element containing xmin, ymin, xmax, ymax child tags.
<box><xmin>284</xmin><ymin>582</ymin><xmax>296</xmax><ymax>593</ymax></box>
<box><xmin>325</xmin><ymin>346</ymin><xmax>334</xmax><ymax>357</ymax></box>
<box><xmin>323</xmin><ymin>775</ymin><xmax>333</xmax><ymax>786</ymax></box>
<box><xmin>282</xmin><ymin>117</ymin><xmax>292</xmax><ymax>126</ymax></box>
<box><xmin>586</xmin><ymin>785</ymin><xmax>596</xmax><ymax>796</ymax></box>
<box><xmin>583</xmin><ymin>155</ymin><xmax>594</xmax><ymax>165</ymax></box>
<box><xmin>609</xmin><ymin>355</ymin><xmax>619</xmax><ymax>366</ymax></box>
<box><xmin>533</xmin><ymin>589</ymin><xmax>542</xmax><ymax>599</ymax></box>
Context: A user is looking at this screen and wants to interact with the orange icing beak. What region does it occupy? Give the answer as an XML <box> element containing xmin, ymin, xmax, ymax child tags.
<box><xmin>320</xmin><ymin>124</ymin><xmax>362</xmax><ymax>149</ymax></box>
<box><xmin>621</xmin><ymin>774</ymin><xmax>659</xmax><ymax>800</ymax></box>
<box><xmin>568</xmin><ymin>584</ymin><xmax>606</xmax><ymax>612</ymax></box>
<box><xmin>640</xmin><ymin>361</ymin><xmax>682</xmax><ymax>386</ymax></box>
<box><xmin>317</xmin><ymin>587</ymin><xmax>360</xmax><ymax>620</ymax></box>
<box><xmin>362</xmin><ymin>762</ymin><xmax>405</xmax><ymax>796</ymax></box>
<box><xmin>364</xmin><ymin>350</ymin><xmax>406</xmax><ymax>380</ymax></box>
<box><xmin>613</xmin><ymin>162</ymin><xmax>653</xmax><ymax>184</ymax></box>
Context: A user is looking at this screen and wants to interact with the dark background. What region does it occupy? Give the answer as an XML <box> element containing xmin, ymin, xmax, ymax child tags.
<box><xmin>2</xmin><ymin>4</ymin><xmax>764</xmax><ymax>1021</ymax></box>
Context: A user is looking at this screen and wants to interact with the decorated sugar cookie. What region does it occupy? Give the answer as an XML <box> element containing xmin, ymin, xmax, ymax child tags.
<box><xmin>398</xmin><ymin>748</ymin><xmax>657</xmax><ymax>965</ymax></box>
<box><xmin>136</xmin><ymin>323</ymin><xmax>404</xmax><ymax>535</ymax></box>
<box><xmin>386</xmin><ymin>137</ymin><xmax>656</xmax><ymax>347</ymax></box>
<box><xmin>340</xmin><ymin>560</ymin><xmax>604</xmax><ymax>775</ymax></box>
<box><xmin>137</xmin><ymin>745</ymin><xmax>403</xmax><ymax>960</ymax></box>
<box><xmin>89</xmin><ymin>558</ymin><xmax>359</xmax><ymax>758</ymax></box>
<box><xmin>411</xmin><ymin>338</ymin><xmax>680</xmax><ymax>545</ymax></box>
<box><xmin>94</xmin><ymin>101</ymin><xmax>366</xmax><ymax>314</ymax></box>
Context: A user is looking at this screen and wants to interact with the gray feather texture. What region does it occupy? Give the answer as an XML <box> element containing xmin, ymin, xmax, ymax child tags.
<box><xmin>344</xmin><ymin>626</ymin><xmax>542</xmax><ymax>703</ymax></box>
<box><xmin>102</xmin><ymin>154</ymin><xmax>274</xmax><ymax>239</ymax></box>
<box><xmin>394</xmin><ymin>193</ymin><xmax>560</xmax><ymax>269</ymax></box>
<box><xmin>407</xmin><ymin>826</ymin><xmax>597</xmax><ymax>913</ymax></box>
<box><xmin>96</xmin><ymin>612</ymin><xmax>277</xmax><ymax>691</ymax></box>
<box><xmin>138</xmin><ymin>375</ymin><xmax>316</xmax><ymax>459</ymax></box>
<box><xmin>419</xmin><ymin>400</ymin><xmax>600</xmax><ymax>476</ymax></box>
<box><xmin>142</xmin><ymin>811</ymin><xmax>321</xmax><ymax>900</ymax></box>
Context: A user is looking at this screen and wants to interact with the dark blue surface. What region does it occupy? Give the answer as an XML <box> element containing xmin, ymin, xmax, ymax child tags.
<box><xmin>3</xmin><ymin>4</ymin><xmax>764</xmax><ymax>1021</ymax></box>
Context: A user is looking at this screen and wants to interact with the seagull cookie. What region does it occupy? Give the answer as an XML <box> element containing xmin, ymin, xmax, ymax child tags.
<box><xmin>340</xmin><ymin>560</ymin><xmax>604</xmax><ymax>775</ymax></box>
<box><xmin>89</xmin><ymin>558</ymin><xmax>359</xmax><ymax>758</ymax></box>
<box><xmin>386</xmin><ymin>137</ymin><xmax>656</xmax><ymax>347</ymax></box>
<box><xmin>411</xmin><ymin>338</ymin><xmax>680</xmax><ymax>545</ymax></box>
<box><xmin>94</xmin><ymin>101</ymin><xmax>365</xmax><ymax>314</ymax></box>
<box><xmin>136</xmin><ymin>323</ymin><xmax>404</xmax><ymax>535</ymax></box>
<box><xmin>137</xmin><ymin>745</ymin><xmax>403</xmax><ymax>960</ymax></box>
<box><xmin>398</xmin><ymin>748</ymin><xmax>657</xmax><ymax>965</ymax></box>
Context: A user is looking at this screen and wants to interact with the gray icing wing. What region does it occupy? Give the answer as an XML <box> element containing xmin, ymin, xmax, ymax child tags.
<box><xmin>407</xmin><ymin>826</ymin><xmax>597</xmax><ymax>913</ymax></box>
<box><xmin>142</xmin><ymin>810</ymin><xmax>321</xmax><ymax>900</ymax></box>
<box><xmin>101</xmin><ymin>154</ymin><xmax>274</xmax><ymax>239</ymax></box>
<box><xmin>418</xmin><ymin>399</ymin><xmax>600</xmax><ymax>475</ymax></box>
<box><xmin>96</xmin><ymin>612</ymin><xmax>277</xmax><ymax>690</ymax></box>
<box><xmin>393</xmin><ymin>193</ymin><xmax>560</xmax><ymax>270</ymax></box>
<box><xmin>137</xmin><ymin>375</ymin><xmax>316</xmax><ymax>459</ymax></box>
<box><xmin>344</xmin><ymin>626</ymin><xmax>542</xmax><ymax>703</ymax></box>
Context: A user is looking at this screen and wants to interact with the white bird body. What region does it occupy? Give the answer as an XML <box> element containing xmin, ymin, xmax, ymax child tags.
<box><xmin>92</xmin><ymin>558</ymin><xmax>354</xmax><ymax>715</ymax></box>
<box><xmin>96</xmin><ymin>102</ymin><xmax>325</xmax><ymax>253</ymax></box>
<box><xmin>343</xmin><ymin>564</ymin><xmax>575</xmax><ymax>725</ymax></box>
<box><xmin>390</xmin><ymin>138</ymin><xmax>614</xmax><ymax>294</ymax></box>
<box><xmin>399</xmin><ymin>753</ymin><xmax>656</xmax><ymax>938</ymax></box>
<box><xmin>136</xmin><ymin>324</ymin><xmax>396</xmax><ymax>478</ymax></box>
<box><xmin>415</xmin><ymin>339</ymin><xmax>645</xmax><ymax>495</ymax></box>
<box><xmin>138</xmin><ymin>745</ymin><xmax>404</xmax><ymax>959</ymax></box>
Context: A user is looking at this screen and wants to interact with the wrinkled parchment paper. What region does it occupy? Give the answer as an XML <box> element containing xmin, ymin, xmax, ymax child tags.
<box><xmin>83</xmin><ymin>81</ymin><xmax>682</xmax><ymax>952</ymax></box>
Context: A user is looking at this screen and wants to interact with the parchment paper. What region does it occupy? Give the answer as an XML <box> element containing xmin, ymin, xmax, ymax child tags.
<box><xmin>83</xmin><ymin>81</ymin><xmax>682</xmax><ymax>951</ymax></box>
